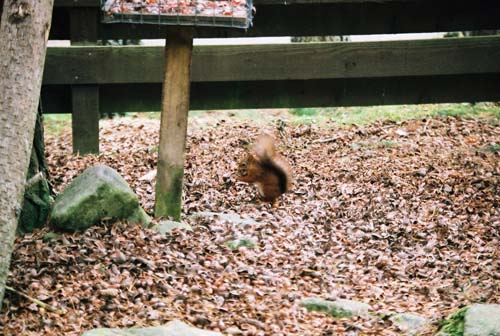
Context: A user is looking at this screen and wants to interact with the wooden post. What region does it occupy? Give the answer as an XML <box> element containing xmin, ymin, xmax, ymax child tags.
<box><xmin>70</xmin><ymin>7</ymin><xmax>100</xmax><ymax>155</ymax></box>
<box><xmin>154</xmin><ymin>27</ymin><xmax>194</xmax><ymax>221</ymax></box>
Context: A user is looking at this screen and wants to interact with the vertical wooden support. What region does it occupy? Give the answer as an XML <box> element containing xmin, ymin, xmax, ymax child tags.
<box><xmin>70</xmin><ymin>7</ymin><xmax>100</xmax><ymax>154</ymax></box>
<box><xmin>154</xmin><ymin>27</ymin><xmax>194</xmax><ymax>220</ymax></box>
<box><xmin>72</xmin><ymin>85</ymin><xmax>99</xmax><ymax>155</ymax></box>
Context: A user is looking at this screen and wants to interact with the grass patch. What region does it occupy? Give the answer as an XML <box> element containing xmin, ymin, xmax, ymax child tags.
<box><xmin>42</xmin><ymin>103</ymin><xmax>500</xmax><ymax>137</ymax></box>
<box><xmin>318</xmin><ymin>103</ymin><xmax>500</xmax><ymax>126</ymax></box>
<box><xmin>351</xmin><ymin>140</ymin><xmax>396</xmax><ymax>150</ymax></box>
<box><xmin>43</xmin><ymin>114</ymin><xmax>71</xmax><ymax>137</ymax></box>
<box><xmin>437</xmin><ymin>307</ymin><xmax>469</xmax><ymax>336</ymax></box>
<box><xmin>290</xmin><ymin>108</ymin><xmax>319</xmax><ymax>117</ymax></box>
<box><xmin>482</xmin><ymin>144</ymin><xmax>500</xmax><ymax>153</ymax></box>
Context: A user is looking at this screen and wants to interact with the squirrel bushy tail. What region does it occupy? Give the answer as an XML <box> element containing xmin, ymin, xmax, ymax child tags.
<box><xmin>251</xmin><ymin>134</ymin><xmax>292</xmax><ymax>193</ymax></box>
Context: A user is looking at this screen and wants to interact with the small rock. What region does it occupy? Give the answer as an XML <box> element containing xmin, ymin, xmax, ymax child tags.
<box><xmin>192</xmin><ymin>211</ymin><xmax>258</xmax><ymax>228</ymax></box>
<box><xmin>112</xmin><ymin>250</ymin><xmax>128</xmax><ymax>264</ymax></box>
<box><xmin>390</xmin><ymin>313</ymin><xmax>430</xmax><ymax>335</ymax></box>
<box><xmin>464</xmin><ymin>304</ymin><xmax>500</xmax><ymax>336</ymax></box>
<box><xmin>415</xmin><ymin>168</ymin><xmax>428</xmax><ymax>177</ymax></box>
<box><xmin>226</xmin><ymin>237</ymin><xmax>257</xmax><ymax>251</ymax></box>
<box><xmin>51</xmin><ymin>165</ymin><xmax>151</xmax><ymax>231</ymax></box>
<box><xmin>99</xmin><ymin>288</ymin><xmax>119</xmax><ymax>298</ymax></box>
<box><xmin>300</xmin><ymin>297</ymin><xmax>371</xmax><ymax>318</ymax></box>
<box><xmin>396</xmin><ymin>128</ymin><xmax>409</xmax><ymax>137</ymax></box>
<box><xmin>81</xmin><ymin>319</ymin><xmax>222</xmax><ymax>335</ymax></box>
<box><xmin>139</xmin><ymin>170</ymin><xmax>157</xmax><ymax>181</ymax></box>
<box><xmin>151</xmin><ymin>220</ymin><xmax>192</xmax><ymax>234</ymax></box>
<box><xmin>225</xmin><ymin>326</ymin><xmax>243</xmax><ymax>334</ymax></box>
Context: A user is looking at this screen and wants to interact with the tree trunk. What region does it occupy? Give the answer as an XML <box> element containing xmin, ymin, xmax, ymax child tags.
<box><xmin>0</xmin><ymin>0</ymin><xmax>54</xmax><ymax>309</ymax></box>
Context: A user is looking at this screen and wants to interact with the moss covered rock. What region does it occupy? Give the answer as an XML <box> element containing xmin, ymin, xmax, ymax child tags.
<box><xmin>191</xmin><ymin>211</ymin><xmax>258</xmax><ymax>228</ymax></box>
<box><xmin>438</xmin><ymin>307</ymin><xmax>469</xmax><ymax>336</ymax></box>
<box><xmin>226</xmin><ymin>237</ymin><xmax>257</xmax><ymax>251</ymax></box>
<box><xmin>51</xmin><ymin>165</ymin><xmax>150</xmax><ymax>231</ymax></box>
<box><xmin>390</xmin><ymin>313</ymin><xmax>430</xmax><ymax>335</ymax></box>
<box><xmin>300</xmin><ymin>297</ymin><xmax>371</xmax><ymax>318</ymax></box>
<box><xmin>464</xmin><ymin>304</ymin><xmax>500</xmax><ymax>336</ymax></box>
<box><xmin>81</xmin><ymin>320</ymin><xmax>222</xmax><ymax>336</ymax></box>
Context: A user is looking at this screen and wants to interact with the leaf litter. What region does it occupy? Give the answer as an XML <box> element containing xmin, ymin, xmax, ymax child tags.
<box><xmin>1</xmin><ymin>114</ymin><xmax>499</xmax><ymax>335</ymax></box>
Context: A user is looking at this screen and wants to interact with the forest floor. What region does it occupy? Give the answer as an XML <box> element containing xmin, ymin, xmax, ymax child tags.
<box><xmin>1</xmin><ymin>104</ymin><xmax>499</xmax><ymax>335</ymax></box>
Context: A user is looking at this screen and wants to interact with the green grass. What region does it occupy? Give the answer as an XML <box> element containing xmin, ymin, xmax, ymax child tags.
<box><xmin>350</xmin><ymin>140</ymin><xmax>396</xmax><ymax>150</ymax></box>
<box><xmin>42</xmin><ymin>103</ymin><xmax>500</xmax><ymax>137</ymax></box>
<box><xmin>43</xmin><ymin>114</ymin><xmax>71</xmax><ymax>137</ymax></box>
<box><xmin>437</xmin><ymin>307</ymin><xmax>469</xmax><ymax>336</ymax></box>
<box><xmin>287</xmin><ymin>103</ymin><xmax>500</xmax><ymax>127</ymax></box>
<box><xmin>290</xmin><ymin>108</ymin><xmax>320</xmax><ymax>117</ymax></box>
<box><xmin>482</xmin><ymin>144</ymin><xmax>500</xmax><ymax>153</ymax></box>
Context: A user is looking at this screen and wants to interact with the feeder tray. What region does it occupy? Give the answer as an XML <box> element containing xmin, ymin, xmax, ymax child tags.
<box><xmin>101</xmin><ymin>0</ymin><xmax>253</xmax><ymax>29</ymax></box>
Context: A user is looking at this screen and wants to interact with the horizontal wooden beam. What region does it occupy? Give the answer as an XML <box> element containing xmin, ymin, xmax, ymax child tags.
<box><xmin>43</xmin><ymin>36</ymin><xmax>500</xmax><ymax>85</ymax></box>
<box><xmin>49</xmin><ymin>0</ymin><xmax>500</xmax><ymax>39</ymax></box>
<box><xmin>53</xmin><ymin>0</ymin><xmax>427</xmax><ymax>7</ymax></box>
<box><xmin>41</xmin><ymin>74</ymin><xmax>500</xmax><ymax>112</ymax></box>
<box><xmin>54</xmin><ymin>0</ymin><xmax>97</xmax><ymax>7</ymax></box>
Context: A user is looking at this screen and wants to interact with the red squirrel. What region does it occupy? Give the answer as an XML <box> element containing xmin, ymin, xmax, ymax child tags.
<box><xmin>236</xmin><ymin>134</ymin><xmax>292</xmax><ymax>205</ymax></box>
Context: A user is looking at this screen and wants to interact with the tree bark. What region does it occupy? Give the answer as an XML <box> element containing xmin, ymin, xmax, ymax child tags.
<box><xmin>0</xmin><ymin>0</ymin><xmax>54</xmax><ymax>309</ymax></box>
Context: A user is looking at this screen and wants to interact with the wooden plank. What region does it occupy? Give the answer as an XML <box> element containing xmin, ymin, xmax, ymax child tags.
<box><xmin>70</xmin><ymin>6</ymin><xmax>100</xmax><ymax>154</ymax></box>
<box><xmin>41</xmin><ymin>74</ymin><xmax>500</xmax><ymax>112</ymax></box>
<box><xmin>154</xmin><ymin>27</ymin><xmax>194</xmax><ymax>220</ymax></box>
<box><xmin>50</xmin><ymin>0</ymin><xmax>500</xmax><ymax>39</ymax></box>
<box><xmin>56</xmin><ymin>0</ymin><xmax>97</xmax><ymax>7</ymax></box>
<box><xmin>43</xmin><ymin>36</ymin><xmax>500</xmax><ymax>85</ymax></box>
<box><xmin>69</xmin><ymin>7</ymin><xmax>99</xmax><ymax>44</ymax></box>
<box><xmin>255</xmin><ymin>0</ymin><xmax>420</xmax><ymax>4</ymax></box>
<box><xmin>71</xmin><ymin>85</ymin><xmax>100</xmax><ymax>154</ymax></box>
<box><xmin>54</xmin><ymin>0</ymin><xmax>429</xmax><ymax>6</ymax></box>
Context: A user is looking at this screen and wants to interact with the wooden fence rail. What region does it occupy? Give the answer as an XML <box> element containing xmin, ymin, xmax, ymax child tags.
<box><xmin>44</xmin><ymin>37</ymin><xmax>500</xmax><ymax>85</ymax></box>
<box><xmin>42</xmin><ymin>36</ymin><xmax>500</xmax><ymax>114</ymax></box>
<box><xmin>50</xmin><ymin>0</ymin><xmax>500</xmax><ymax>39</ymax></box>
<box><xmin>44</xmin><ymin>0</ymin><xmax>500</xmax><ymax>154</ymax></box>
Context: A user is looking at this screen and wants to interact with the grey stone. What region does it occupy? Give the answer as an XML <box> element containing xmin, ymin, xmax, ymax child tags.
<box><xmin>464</xmin><ymin>304</ymin><xmax>500</xmax><ymax>336</ymax></box>
<box><xmin>51</xmin><ymin>165</ymin><xmax>151</xmax><ymax>231</ymax></box>
<box><xmin>82</xmin><ymin>319</ymin><xmax>222</xmax><ymax>336</ymax></box>
<box><xmin>226</xmin><ymin>237</ymin><xmax>257</xmax><ymax>251</ymax></box>
<box><xmin>390</xmin><ymin>313</ymin><xmax>430</xmax><ymax>335</ymax></box>
<box><xmin>300</xmin><ymin>297</ymin><xmax>371</xmax><ymax>318</ymax></box>
<box><xmin>192</xmin><ymin>211</ymin><xmax>258</xmax><ymax>228</ymax></box>
<box><xmin>151</xmin><ymin>220</ymin><xmax>192</xmax><ymax>234</ymax></box>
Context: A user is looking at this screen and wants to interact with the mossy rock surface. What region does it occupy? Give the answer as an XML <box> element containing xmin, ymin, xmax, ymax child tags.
<box><xmin>226</xmin><ymin>237</ymin><xmax>257</xmax><ymax>250</ymax></box>
<box><xmin>464</xmin><ymin>304</ymin><xmax>500</xmax><ymax>336</ymax></box>
<box><xmin>81</xmin><ymin>319</ymin><xmax>222</xmax><ymax>336</ymax></box>
<box><xmin>390</xmin><ymin>313</ymin><xmax>429</xmax><ymax>335</ymax></box>
<box><xmin>438</xmin><ymin>306</ymin><xmax>468</xmax><ymax>336</ymax></box>
<box><xmin>51</xmin><ymin>165</ymin><xmax>150</xmax><ymax>231</ymax></box>
<box><xmin>300</xmin><ymin>297</ymin><xmax>370</xmax><ymax>318</ymax></box>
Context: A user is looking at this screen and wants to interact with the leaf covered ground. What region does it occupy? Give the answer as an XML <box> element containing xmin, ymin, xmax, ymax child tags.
<box><xmin>1</xmin><ymin>111</ymin><xmax>499</xmax><ymax>335</ymax></box>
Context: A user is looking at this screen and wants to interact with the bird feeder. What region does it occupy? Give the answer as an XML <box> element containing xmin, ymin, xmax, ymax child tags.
<box><xmin>101</xmin><ymin>0</ymin><xmax>253</xmax><ymax>28</ymax></box>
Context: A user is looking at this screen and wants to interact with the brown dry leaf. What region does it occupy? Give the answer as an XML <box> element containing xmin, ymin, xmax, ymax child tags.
<box><xmin>1</xmin><ymin>115</ymin><xmax>499</xmax><ymax>335</ymax></box>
